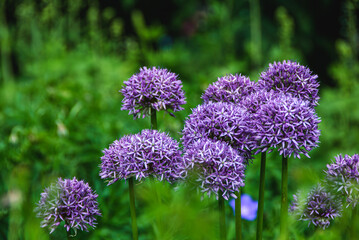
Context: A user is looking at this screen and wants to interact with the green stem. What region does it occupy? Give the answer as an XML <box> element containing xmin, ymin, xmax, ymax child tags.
<box><xmin>350</xmin><ymin>205</ymin><xmax>358</xmax><ymax>240</ymax></box>
<box><xmin>219</xmin><ymin>194</ymin><xmax>226</xmax><ymax>240</ymax></box>
<box><xmin>129</xmin><ymin>178</ymin><xmax>139</xmax><ymax>240</ymax></box>
<box><xmin>150</xmin><ymin>108</ymin><xmax>157</xmax><ymax>130</ymax></box>
<box><xmin>256</xmin><ymin>152</ymin><xmax>266</xmax><ymax>240</ymax></box>
<box><xmin>250</xmin><ymin>0</ymin><xmax>262</xmax><ymax>68</ymax></box>
<box><xmin>150</xmin><ymin>108</ymin><xmax>163</xmax><ymax>237</ymax></box>
<box><xmin>279</xmin><ymin>156</ymin><xmax>288</xmax><ymax>240</ymax></box>
<box><xmin>235</xmin><ymin>190</ymin><xmax>242</xmax><ymax>240</ymax></box>
<box><xmin>151</xmin><ymin>178</ymin><xmax>164</xmax><ymax>238</ymax></box>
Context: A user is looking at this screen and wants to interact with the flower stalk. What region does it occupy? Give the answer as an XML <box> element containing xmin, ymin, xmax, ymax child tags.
<box><xmin>350</xmin><ymin>205</ymin><xmax>359</xmax><ymax>239</ymax></box>
<box><xmin>128</xmin><ymin>177</ymin><xmax>138</xmax><ymax>240</ymax></box>
<box><xmin>256</xmin><ymin>152</ymin><xmax>266</xmax><ymax>240</ymax></box>
<box><xmin>151</xmin><ymin>108</ymin><xmax>157</xmax><ymax>130</ymax></box>
<box><xmin>219</xmin><ymin>193</ymin><xmax>226</xmax><ymax>240</ymax></box>
<box><xmin>280</xmin><ymin>156</ymin><xmax>288</xmax><ymax>240</ymax></box>
<box><xmin>235</xmin><ymin>190</ymin><xmax>242</xmax><ymax>240</ymax></box>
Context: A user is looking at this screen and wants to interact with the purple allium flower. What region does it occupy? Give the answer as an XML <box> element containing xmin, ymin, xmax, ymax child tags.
<box><xmin>325</xmin><ymin>154</ymin><xmax>359</xmax><ymax>207</ymax></box>
<box><xmin>201</xmin><ymin>74</ymin><xmax>258</xmax><ymax>104</ymax></box>
<box><xmin>253</xmin><ymin>93</ymin><xmax>321</xmax><ymax>158</ymax></box>
<box><xmin>239</xmin><ymin>89</ymin><xmax>277</xmax><ymax>114</ymax></box>
<box><xmin>120</xmin><ymin>66</ymin><xmax>186</xmax><ymax>119</ymax></box>
<box><xmin>182</xmin><ymin>138</ymin><xmax>246</xmax><ymax>200</ymax></box>
<box><xmin>290</xmin><ymin>185</ymin><xmax>342</xmax><ymax>229</ymax></box>
<box><xmin>257</xmin><ymin>60</ymin><xmax>320</xmax><ymax>108</ymax></box>
<box><xmin>100</xmin><ymin>129</ymin><xmax>184</xmax><ymax>184</ymax></box>
<box><xmin>229</xmin><ymin>194</ymin><xmax>258</xmax><ymax>221</ymax></box>
<box><xmin>181</xmin><ymin>102</ymin><xmax>255</xmax><ymax>160</ymax></box>
<box><xmin>34</xmin><ymin>177</ymin><xmax>101</xmax><ymax>234</ymax></box>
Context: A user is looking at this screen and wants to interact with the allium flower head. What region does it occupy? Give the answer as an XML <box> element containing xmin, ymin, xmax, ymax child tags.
<box><xmin>254</xmin><ymin>93</ymin><xmax>321</xmax><ymax>158</ymax></box>
<box><xmin>239</xmin><ymin>89</ymin><xmax>277</xmax><ymax>114</ymax></box>
<box><xmin>229</xmin><ymin>194</ymin><xmax>258</xmax><ymax>221</ymax></box>
<box><xmin>201</xmin><ymin>74</ymin><xmax>258</xmax><ymax>104</ymax></box>
<box><xmin>181</xmin><ymin>102</ymin><xmax>255</xmax><ymax>160</ymax></box>
<box><xmin>121</xmin><ymin>66</ymin><xmax>186</xmax><ymax>119</ymax></box>
<box><xmin>258</xmin><ymin>60</ymin><xmax>319</xmax><ymax>107</ymax></box>
<box><xmin>290</xmin><ymin>185</ymin><xmax>342</xmax><ymax>229</ymax></box>
<box><xmin>100</xmin><ymin>129</ymin><xmax>184</xmax><ymax>184</ymax></box>
<box><xmin>35</xmin><ymin>177</ymin><xmax>101</xmax><ymax>234</ymax></box>
<box><xmin>325</xmin><ymin>154</ymin><xmax>359</xmax><ymax>207</ymax></box>
<box><xmin>182</xmin><ymin>138</ymin><xmax>245</xmax><ymax>200</ymax></box>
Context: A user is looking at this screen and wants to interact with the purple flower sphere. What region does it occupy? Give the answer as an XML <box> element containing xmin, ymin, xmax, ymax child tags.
<box><xmin>182</xmin><ymin>138</ymin><xmax>245</xmax><ymax>200</ymax></box>
<box><xmin>290</xmin><ymin>185</ymin><xmax>342</xmax><ymax>229</ymax></box>
<box><xmin>201</xmin><ymin>74</ymin><xmax>258</xmax><ymax>104</ymax></box>
<box><xmin>100</xmin><ymin>129</ymin><xmax>184</xmax><ymax>184</ymax></box>
<box><xmin>258</xmin><ymin>60</ymin><xmax>319</xmax><ymax>107</ymax></box>
<box><xmin>34</xmin><ymin>177</ymin><xmax>101</xmax><ymax>233</ymax></box>
<box><xmin>181</xmin><ymin>102</ymin><xmax>255</xmax><ymax>160</ymax></box>
<box><xmin>325</xmin><ymin>154</ymin><xmax>359</xmax><ymax>207</ymax></box>
<box><xmin>239</xmin><ymin>89</ymin><xmax>277</xmax><ymax>114</ymax></box>
<box><xmin>120</xmin><ymin>66</ymin><xmax>186</xmax><ymax>119</ymax></box>
<box><xmin>254</xmin><ymin>93</ymin><xmax>321</xmax><ymax>158</ymax></box>
<box><xmin>229</xmin><ymin>194</ymin><xmax>258</xmax><ymax>221</ymax></box>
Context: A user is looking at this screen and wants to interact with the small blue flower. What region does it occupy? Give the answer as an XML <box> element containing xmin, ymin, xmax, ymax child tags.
<box><xmin>229</xmin><ymin>194</ymin><xmax>258</xmax><ymax>221</ymax></box>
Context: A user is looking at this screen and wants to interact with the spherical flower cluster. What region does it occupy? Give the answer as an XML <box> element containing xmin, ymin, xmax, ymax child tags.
<box><xmin>325</xmin><ymin>154</ymin><xmax>359</xmax><ymax>207</ymax></box>
<box><xmin>120</xmin><ymin>66</ymin><xmax>186</xmax><ymax>119</ymax></box>
<box><xmin>201</xmin><ymin>74</ymin><xmax>258</xmax><ymax>104</ymax></box>
<box><xmin>182</xmin><ymin>138</ymin><xmax>246</xmax><ymax>200</ymax></box>
<box><xmin>100</xmin><ymin>129</ymin><xmax>184</xmax><ymax>184</ymax></box>
<box><xmin>254</xmin><ymin>93</ymin><xmax>321</xmax><ymax>158</ymax></box>
<box><xmin>181</xmin><ymin>102</ymin><xmax>255</xmax><ymax>160</ymax></box>
<box><xmin>290</xmin><ymin>185</ymin><xmax>342</xmax><ymax>229</ymax></box>
<box><xmin>35</xmin><ymin>177</ymin><xmax>101</xmax><ymax>234</ymax></box>
<box><xmin>239</xmin><ymin>89</ymin><xmax>277</xmax><ymax>114</ymax></box>
<box><xmin>258</xmin><ymin>60</ymin><xmax>320</xmax><ymax>108</ymax></box>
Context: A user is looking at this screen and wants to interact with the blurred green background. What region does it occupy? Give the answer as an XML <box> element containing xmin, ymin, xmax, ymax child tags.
<box><xmin>0</xmin><ymin>0</ymin><xmax>358</xmax><ymax>239</ymax></box>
